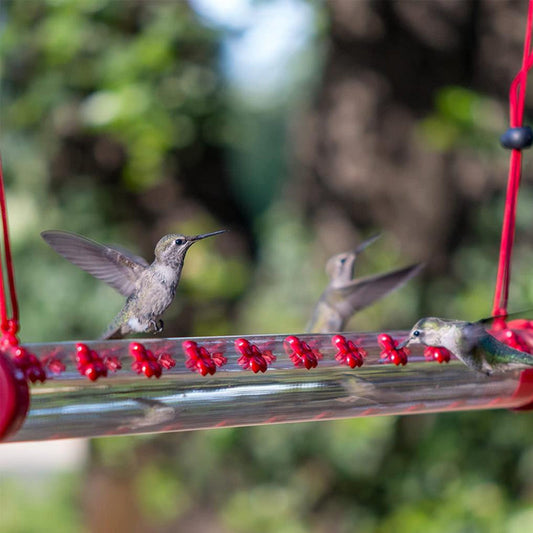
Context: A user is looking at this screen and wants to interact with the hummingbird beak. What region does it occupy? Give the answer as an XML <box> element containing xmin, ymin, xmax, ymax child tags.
<box><xmin>354</xmin><ymin>233</ymin><xmax>381</xmax><ymax>255</ymax></box>
<box><xmin>396</xmin><ymin>337</ymin><xmax>411</xmax><ymax>349</ymax></box>
<box><xmin>189</xmin><ymin>229</ymin><xmax>227</xmax><ymax>242</ymax></box>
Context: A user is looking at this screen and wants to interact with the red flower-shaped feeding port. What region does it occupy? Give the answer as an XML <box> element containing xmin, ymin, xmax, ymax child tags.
<box><xmin>332</xmin><ymin>335</ymin><xmax>366</xmax><ymax>369</ymax></box>
<box><xmin>129</xmin><ymin>342</ymin><xmax>162</xmax><ymax>379</ymax></box>
<box><xmin>283</xmin><ymin>336</ymin><xmax>321</xmax><ymax>369</ymax></box>
<box><xmin>76</xmin><ymin>343</ymin><xmax>108</xmax><ymax>381</ymax></box>
<box><xmin>12</xmin><ymin>346</ymin><xmax>46</xmax><ymax>383</ymax></box>
<box><xmin>183</xmin><ymin>340</ymin><xmax>226</xmax><ymax>376</ymax></box>
<box><xmin>378</xmin><ymin>333</ymin><xmax>409</xmax><ymax>366</ymax></box>
<box><xmin>424</xmin><ymin>346</ymin><xmax>452</xmax><ymax>363</ymax></box>
<box><xmin>235</xmin><ymin>338</ymin><xmax>276</xmax><ymax>373</ymax></box>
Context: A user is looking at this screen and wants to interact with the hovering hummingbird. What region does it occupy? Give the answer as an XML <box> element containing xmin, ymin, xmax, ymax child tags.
<box><xmin>399</xmin><ymin>316</ymin><xmax>533</xmax><ymax>375</ymax></box>
<box><xmin>41</xmin><ymin>229</ymin><xmax>226</xmax><ymax>339</ymax></box>
<box><xmin>306</xmin><ymin>234</ymin><xmax>423</xmax><ymax>333</ymax></box>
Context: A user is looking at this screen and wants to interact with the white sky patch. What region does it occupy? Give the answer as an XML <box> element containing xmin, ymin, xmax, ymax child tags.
<box><xmin>191</xmin><ymin>0</ymin><xmax>315</xmax><ymax>101</ymax></box>
<box><xmin>0</xmin><ymin>439</ymin><xmax>88</xmax><ymax>475</ymax></box>
<box><xmin>191</xmin><ymin>0</ymin><xmax>251</xmax><ymax>29</ymax></box>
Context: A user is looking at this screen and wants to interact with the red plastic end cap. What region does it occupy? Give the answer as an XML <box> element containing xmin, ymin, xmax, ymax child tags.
<box><xmin>511</xmin><ymin>368</ymin><xmax>533</xmax><ymax>411</ymax></box>
<box><xmin>0</xmin><ymin>351</ymin><xmax>30</xmax><ymax>440</ymax></box>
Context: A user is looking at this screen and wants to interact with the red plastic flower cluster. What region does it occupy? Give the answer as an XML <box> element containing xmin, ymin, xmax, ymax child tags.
<box><xmin>46</xmin><ymin>358</ymin><xmax>66</xmax><ymax>374</ymax></box>
<box><xmin>283</xmin><ymin>336</ymin><xmax>321</xmax><ymax>369</ymax></box>
<box><xmin>490</xmin><ymin>319</ymin><xmax>533</xmax><ymax>354</ymax></box>
<box><xmin>423</xmin><ymin>346</ymin><xmax>452</xmax><ymax>363</ymax></box>
<box><xmin>378</xmin><ymin>333</ymin><xmax>409</xmax><ymax>366</ymax></box>
<box><xmin>129</xmin><ymin>342</ymin><xmax>162</xmax><ymax>378</ymax></box>
<box><xmin>332</xmin><ymin>334</ymin><xmax>367</xmax><ymax>368</ymax></box>
<box><xmin>103</xmin><ymin>355</ymin><xmax>122</xmax><ymax>372</ymax></box>
<box><xmin>183</xmin><ymin>340</ymin><xmax>226</xmax><ymax>376</ymax></box>
<box><xmin>12</xmin><ymin>346</ymin><xmax>46</xmax><ymax>383</ymax></box>
<box><xmin>235</xmin><ymin>338</ymin><xmax>276</xmax><ymax>373</ymax></box>
<box><xmin>76</xmin><ymin>343</ymin><xmax>108</xmax><ymax>381</ymax></box>
<box><xmin>158</xmin><ymin>352</ymin><xmax>176</xmax><ymax>370</ymax></box>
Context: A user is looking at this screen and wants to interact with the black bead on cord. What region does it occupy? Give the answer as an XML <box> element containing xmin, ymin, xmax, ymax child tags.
<box><xmin>500</xmin><ymin>126</ymin><xmax>533</xmax><ymax>149</ymax></box>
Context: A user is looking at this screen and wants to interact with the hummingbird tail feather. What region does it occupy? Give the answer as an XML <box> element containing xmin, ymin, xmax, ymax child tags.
<box><xmin>101</xmin><ymin>325</ymin><xmax>124</xmax><ymax>340</ymax></box>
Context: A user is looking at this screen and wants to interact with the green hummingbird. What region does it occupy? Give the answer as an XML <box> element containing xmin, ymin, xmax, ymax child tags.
<box><xmin>41</xmin><ymin>229</ymin><xmax>226</xmax><ymax>339</ymax></box>
<box><xmin>399</xmin><ymin>316</ymin><xmax>533</xmax><ymax>375</ymax></box>
<box><xmin>306</xmin><ymin>234</ymin><xmax>423</xmax><ymax>333</ymax></box>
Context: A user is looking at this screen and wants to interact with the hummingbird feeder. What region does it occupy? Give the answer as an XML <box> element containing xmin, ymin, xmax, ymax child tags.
<box><xmin>3</xmin><ymin>1</ymin><xmax>533</xmax><ymax>442</ymax></box>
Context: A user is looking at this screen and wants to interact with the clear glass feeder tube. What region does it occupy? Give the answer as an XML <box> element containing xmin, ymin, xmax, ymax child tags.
<box><xmin>5</xmin><ymin>331</ymin><xmax>533</xmax><ymax>442</ymax></box>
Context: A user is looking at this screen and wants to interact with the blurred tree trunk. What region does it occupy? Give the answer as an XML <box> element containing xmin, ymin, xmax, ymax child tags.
<box><xmin>294</xmin><ymin>0</ymin><xmax>529</xmax><ymax>276</ymax></box>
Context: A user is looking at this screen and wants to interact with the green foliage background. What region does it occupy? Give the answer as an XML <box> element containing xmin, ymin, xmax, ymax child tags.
<box><xmin>1</xmin><ymin>1</ymin><xmax>533</xmax><ymax>532</ymax></box>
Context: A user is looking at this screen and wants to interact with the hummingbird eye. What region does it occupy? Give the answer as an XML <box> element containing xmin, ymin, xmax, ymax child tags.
<box><xmin>413</xmin><ymin>330</ymin><xmax>420</xmax><ymax>337</ymax></box>
<box><xmin>175</xmin><ymin>238</ymin><xmax>186</xmax><ymax>246</ymax></box>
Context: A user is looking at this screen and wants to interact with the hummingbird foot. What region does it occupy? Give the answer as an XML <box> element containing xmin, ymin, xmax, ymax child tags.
<box><xmin>148</xmin><ymin>319</ymin><xmax>164</xmax><ymax>334</ymax></box>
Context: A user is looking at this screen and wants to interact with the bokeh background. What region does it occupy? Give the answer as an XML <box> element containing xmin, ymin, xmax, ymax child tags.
<box><xmin>2</xmin><ymin>0</ymin><xmax>533</xmax><ymax>531</ymax></box>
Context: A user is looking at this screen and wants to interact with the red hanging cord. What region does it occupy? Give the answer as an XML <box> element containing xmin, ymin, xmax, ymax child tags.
<box><xmin>492</xmin><ymin>0</ymin><xmax>533</xmax><ymax>318</ymax></box>
<box><xmin>0</xmin><ymin>154</ymin><xmax>19</xmax><ymax>339</ymax></box>
<box><xmin>0</xmin><ymin>155</ymin><xmax>46</xmax><ymax>386</ymax></box>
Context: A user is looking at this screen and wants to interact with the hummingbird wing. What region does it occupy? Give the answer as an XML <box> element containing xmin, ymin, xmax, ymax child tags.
<box><xmin>41</xmin><ymin>230</ymin><xmax>149</xmax><ymax>297</ymax></box>
<box><xmin>106</xmin><ymin>244</ymin><xmax>150</xmax><ymax>269</ymax></box>
<box><xmin>477</xmin><ymin>309</ymin><xmax>533</xmax><ymax>326</ymax></box>
<box><xmin>333</xmin><ymin>263</ymin><xmax>424</xmax><ymax>317</ymax></box>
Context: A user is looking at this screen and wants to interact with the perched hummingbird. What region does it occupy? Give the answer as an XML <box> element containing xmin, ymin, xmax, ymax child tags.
<box><xmin>306</xmin><ymin>234</ymin><xmax>423</xmax><ymax>333</ymax></box>
<box><xmin>41</xmin><ymin>229</ymin><xmax>226</xmax><ymax>339</ymax></box>
<box><xmin>399</xmin><ymin>316</ymin><xmax>533</xmax><ymax>375</ymax></box>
